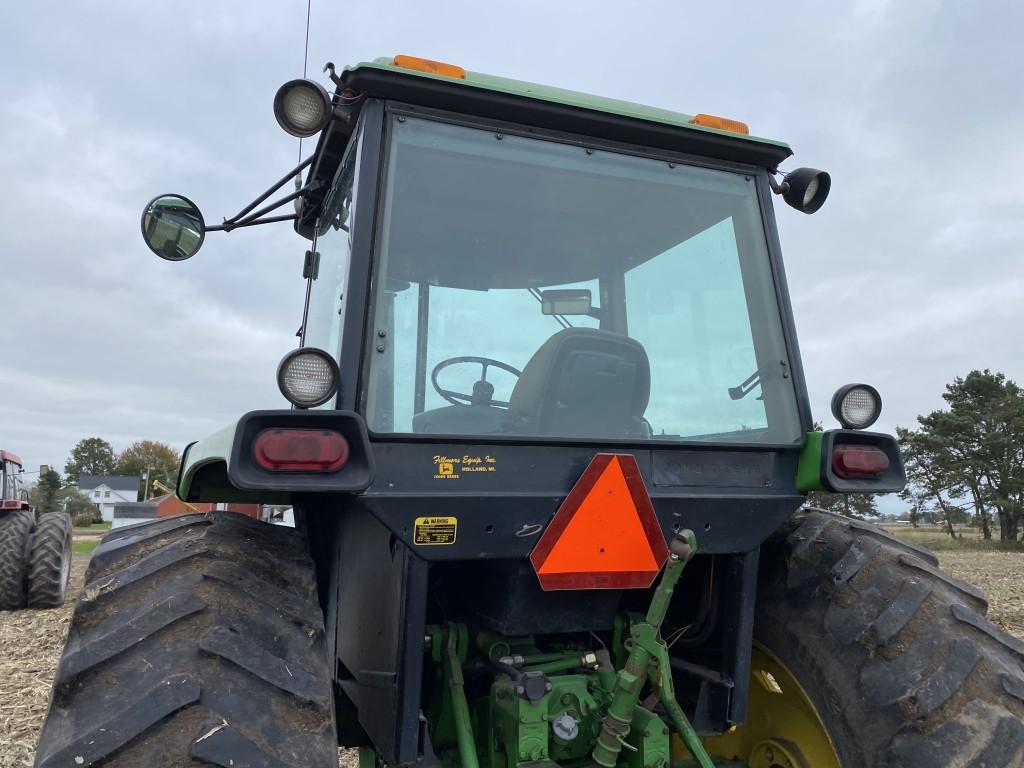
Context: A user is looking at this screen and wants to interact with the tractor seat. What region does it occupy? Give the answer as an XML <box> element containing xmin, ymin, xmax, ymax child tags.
<box><xmin>506</xmin><ymin>328</ymin><xmax>651</xmax><ymax>438</ymax></box>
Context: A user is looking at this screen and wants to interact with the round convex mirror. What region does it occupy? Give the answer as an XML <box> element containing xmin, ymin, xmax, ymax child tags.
<box><xmin>140</xmin><ymin>194</ymin><xmax>206</xmax><ymax>261</ymax></box>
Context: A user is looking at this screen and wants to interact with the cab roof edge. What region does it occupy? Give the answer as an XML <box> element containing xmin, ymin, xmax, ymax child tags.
<box><xmin>345</xmin><ymin>57</ymin><xmax>792</xmax><ymax>156</ymax></box>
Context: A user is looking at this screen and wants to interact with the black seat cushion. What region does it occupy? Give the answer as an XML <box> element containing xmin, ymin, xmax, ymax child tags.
<box><xmin>507</xmin><ymin>328</ymin><xmax>650</xmax><ymax>438</ymax></box>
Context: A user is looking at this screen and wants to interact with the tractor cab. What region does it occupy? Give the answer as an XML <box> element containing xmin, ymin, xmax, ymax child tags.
<box><xmin>325</xmin><ymin>112</ymin><xmax>802</xmax><ymax>446</ymax></box>
<box><xmin>0</xmin><ymin>450</ymin><xmax>28</xmax><ymax>509</ymax></box>
<box><xmin>295</xmin><ymin>61</ymin><xmax>817</xmax><ymax>454</ymax></box>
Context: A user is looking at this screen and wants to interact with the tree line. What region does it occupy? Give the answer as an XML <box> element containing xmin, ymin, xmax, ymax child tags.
<box><xmin>31</xmin><ymin>438</ymin><xmax>181</xmax><ymax>523</ymax></box>
<box><xmin>898</xmin><ymin>370</ymin><xmax>1024</xmax><ymax>542</ymax></box>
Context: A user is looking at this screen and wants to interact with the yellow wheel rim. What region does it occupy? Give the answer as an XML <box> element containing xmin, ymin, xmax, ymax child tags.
<box><xmin>674</xmin><ymin>643</ymin><xmax>841</xmax><ymax>768</ymax></box>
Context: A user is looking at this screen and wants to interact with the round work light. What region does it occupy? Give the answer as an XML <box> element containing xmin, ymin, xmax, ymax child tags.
<box><xmin>273</xmin><ymin>79</ymin><xmax>332</xmax><ymax>138</ymax></box>
<box><xmin>781</xmin><ymin>167</ymin><xmax>831</xmax><ymax>214</ymax></box>
<box><xmin>831</xmin><ymin>383</ymin><xmax>882</xmax><ymax>430</ymax></box>
<box><xmin>277</xmin><ymin>347</ymin><xmax>340</xmax><ymax>408</ymax></box>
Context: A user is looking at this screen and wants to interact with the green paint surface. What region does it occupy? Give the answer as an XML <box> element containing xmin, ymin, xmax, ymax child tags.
<box><xmin>344</xmin><ymin>58</ymin><xmax>791</xmax><ymax>154</ymax></box>
<box><xmin>177</xmin><ymin>422</ymin><xmax>239</xmax><ymax>500</ymax></box>
<box><xmin>796</xmin><ymin>431</ymin><xmax>825</xmax><ymax>492</ymax></box>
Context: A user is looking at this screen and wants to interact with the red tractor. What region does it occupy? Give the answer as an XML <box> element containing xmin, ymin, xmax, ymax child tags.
<box><xmin>0</xmin><ymin>451</ymin><xmax>72</xmax><ymax>609</ymax></box>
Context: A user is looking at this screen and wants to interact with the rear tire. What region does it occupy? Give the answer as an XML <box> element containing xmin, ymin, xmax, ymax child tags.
<box><xmin>34</xmin><ymin>512</ymin><xmax>338</xmax><ymax>767</ymax></box>
<box><xmin>0</xmin><ymin>509</ymin><xmax>34</xmax><ymax>610</ymax></box>
<box><xmin>27</xmin><ymin>512</ymin><xmax>73</xmax><ymax>608</ymax></box>
<box><xmin>755</xmin><ymin>509</ymin><xmax>1024</xmax><ymax>767</ymax></box>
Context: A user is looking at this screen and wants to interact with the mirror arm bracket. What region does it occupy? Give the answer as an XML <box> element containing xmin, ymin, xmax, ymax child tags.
<box><xmin>206</xmin><ymin>213</ymin><xmax>298</xmax><ymax>232</ymax></box>
<box><xmin>218</xmin><ymin>181</ymin><xmax>319</xmax><ymax>232</ymax></box>
<box><xmin>221</xmin><ymin>154</ymin><xmax>315</xmax><ymax>226</ymax></box>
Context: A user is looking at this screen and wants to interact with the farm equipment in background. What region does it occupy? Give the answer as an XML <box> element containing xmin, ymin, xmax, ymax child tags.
<box><xmin>0</xmin><ymin>451</ymin><xmax>72</xmax><ymax>609</ymax></box>
<box><xmin>150</xmin><ymin>478</ymin><xmax>202</xmax><ymax>513</ymax></box>
<box><xmin>35</xmin><ymin>56</ymin><xmax>1024</xmax><ymax>766</ymax></box>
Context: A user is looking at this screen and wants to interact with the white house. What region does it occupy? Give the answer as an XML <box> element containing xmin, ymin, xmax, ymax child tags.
<box><xmin>78</xmin><ymin>475</ymin><xmax>141</xmax><ymax>522</ymax></box>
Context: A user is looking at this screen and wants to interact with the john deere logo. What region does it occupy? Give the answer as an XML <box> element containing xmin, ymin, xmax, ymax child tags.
<box><xmin>433</xmin><ymin>456</ymin><xmax>460</xmax><ymax>480</ymax></box>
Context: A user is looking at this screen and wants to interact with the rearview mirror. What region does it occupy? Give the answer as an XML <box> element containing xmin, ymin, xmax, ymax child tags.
<box><xmin>141</xmin><ymin>194</ymin><xmax>206</xmax><ymax>261</ymax></box>
<box><xmin>541</xmin><ymin>289</ymin><xmax>592</xmax><ymax>316</ymax></box>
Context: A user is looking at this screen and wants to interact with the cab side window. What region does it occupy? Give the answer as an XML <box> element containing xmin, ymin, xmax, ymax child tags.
<box><xmin>303</xmin><ymin>127</ymin><xmax>361</xmax><ymax>371</ymax></box>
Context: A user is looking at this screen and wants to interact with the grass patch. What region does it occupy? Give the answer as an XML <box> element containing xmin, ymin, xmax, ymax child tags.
<box><xmin>72</xmin><ymin>539</ymin><xmax>100</xmax><ymax>556</ymax></box>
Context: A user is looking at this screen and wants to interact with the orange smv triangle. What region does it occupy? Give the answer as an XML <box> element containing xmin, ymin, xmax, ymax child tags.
<box><xmin>530</xmin><ymin>454</ymin><xmax>669</xmax><ymax>591</ymax></box>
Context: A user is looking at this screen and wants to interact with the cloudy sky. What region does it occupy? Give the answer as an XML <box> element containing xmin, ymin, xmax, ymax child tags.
<box><xmin>2</xmin><ymin>2</ymin><xmax>1021</xmax><ymax>495</ymax></box>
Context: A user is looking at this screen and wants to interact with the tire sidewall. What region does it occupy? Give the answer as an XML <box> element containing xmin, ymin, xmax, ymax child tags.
<box><xmin>755</xmin><ymin>510</ymin><xmax>1024</xmax><ymax>767</ymax></box>
<box><xmin>754</xmin><ymin>596</ymin><xmax>872</xmax><ymax>766</ymax></box>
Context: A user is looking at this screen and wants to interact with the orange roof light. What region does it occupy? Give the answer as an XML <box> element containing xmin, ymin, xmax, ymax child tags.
<box><xmin>530</xmin><ymin>454</ymin><xmax>669</xmax><ymax>591</ymax></box>
<box><xmin>392</xmin><ymin>55</ymin><xmax>466</xmax><ymax>80</ymax></box>
<box><xmin>689</xmin><ymin>113</ymin><xmax>750</xmax><ymax>135</ymax></box>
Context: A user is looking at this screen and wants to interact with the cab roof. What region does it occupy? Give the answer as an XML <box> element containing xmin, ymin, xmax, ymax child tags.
<box><xmin>0</xmin><ymin>450</ymin><xmax>22</xmax><ymax>467</ymax></box>
<box><xmin>339</xmin><ymin>56</ymin><xmax>792</xmax><ymax>167</ymax></box>
<box><xmin>299</xmin><ymin>56</ymin><xmax>794</xmax><ymax>236</ymax></box>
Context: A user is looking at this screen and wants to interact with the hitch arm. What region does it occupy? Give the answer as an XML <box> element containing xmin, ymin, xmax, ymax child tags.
<box><xmin>591</xmin><ymin>531</ymin><xmax>716</xmax><ymax>768</ymax></box>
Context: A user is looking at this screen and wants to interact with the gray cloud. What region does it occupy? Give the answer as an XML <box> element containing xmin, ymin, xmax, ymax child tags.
<box><xmin>2</xmin><ymin>1</ymin><xmax>1022</xmax><ymax>493</ymax></box>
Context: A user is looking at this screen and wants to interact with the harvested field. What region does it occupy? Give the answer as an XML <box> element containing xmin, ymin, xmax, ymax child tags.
<box><xmin>0</xmin><ymin>556</ymin><xmax>84</xmax><ymax>767</ymax></box>
<box><xmin>2</xmin><ymin>537</ymin><xmax>1021</xmax><ymax>766</ymax></box>
<box><xmin>884</xmin><ymin>525</ymin><xmax>1024</xmax><ymax>641</ymax></box>
<box><xmin>937</xmin><ymin>550</ymin><xmax>1024</xmax><ymax>639</ymax></box>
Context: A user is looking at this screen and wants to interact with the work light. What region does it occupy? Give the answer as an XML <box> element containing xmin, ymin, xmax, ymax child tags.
<box><xmin>274</xmin><ymin>79</ymin><xmax>332</xmax><ymax>138</ymax></box>
<box><xmin>831</xmin><ymin>383</ymin><xmax>882</xmax><ymax>430</ymax></box>
<box><xmin>780</xmin><ymin>167</ymin><xmax>831</xmax><ymax>214</ymax></box>
<box><xmin>277</xmin><ymin>347</ymin><xmax>340</xmax><ymax>408</ymax></box>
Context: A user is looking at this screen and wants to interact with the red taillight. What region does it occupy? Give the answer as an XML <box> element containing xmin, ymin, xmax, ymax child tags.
<box><xmin>253</xmin><ymin>429</ymin><xmax>350</xmax><ymax>472</ymax></box>
<box><xmin>832</xmin><ymin>445</ymin><xmax>890</xmax><ymax>478</ymax></box>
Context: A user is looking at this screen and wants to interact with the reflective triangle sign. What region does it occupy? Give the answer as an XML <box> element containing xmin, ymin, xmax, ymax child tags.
<box><xmin>530</xmin><ymin>454</ymin><xmax>669</xmax><ymax>591</ymax></box>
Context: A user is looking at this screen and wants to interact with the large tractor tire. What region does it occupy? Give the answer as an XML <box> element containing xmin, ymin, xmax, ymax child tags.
<box><xmin>34</xmin><ymin>512</ymin><xmax>338</xmax><ymax>768</ymax></box>
<box><xmin>743</xmin><ymin>509</ymin><xmax>1024</xmax><ymax>767</ymax></box>
<box><xmin>0</xmin><ymin>508</ymin><xmax>35</xmax><ymax>610</ymax></box>
<box><xmin>27</xmin><ymin>512</ymin><xmax>73</xmax><ymax>608</ymax></box>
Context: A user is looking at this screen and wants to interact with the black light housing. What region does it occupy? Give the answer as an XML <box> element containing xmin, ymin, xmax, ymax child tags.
<box><xmin>780</xmin><ymin>167</ymin><xmax>831</xmax><ymax>214</ymax></box>
<box><xmin>818</xmin><ymin>430</ymin><xmax>906</xmax><ymax>494</ymax></box>
<box><xmin>273</xmin><ymin>79</ymin><xmax>332</xmax><ymax>138</ymax></box>
<box><xmin>277</xmin><ymin>347</ymin><xmax>340</xmax><ymax>408</ymax></box>
<box><xmin>831</xmin><ymin>383</ymin><xmax>882</xmax><ymax>430</ymax></box>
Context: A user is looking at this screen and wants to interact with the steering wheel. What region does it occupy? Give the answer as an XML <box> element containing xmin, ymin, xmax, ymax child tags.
<box><xmin>431</xmin><ymin>356</ymin><xmax>522</xmax><ymax>407</ymax></box>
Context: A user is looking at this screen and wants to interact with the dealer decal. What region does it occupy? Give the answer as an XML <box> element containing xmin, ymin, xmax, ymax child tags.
<box><xmin>432</xmin><ymin>454</ymin><xmax>497</xmax><ymax>480</ymax></box>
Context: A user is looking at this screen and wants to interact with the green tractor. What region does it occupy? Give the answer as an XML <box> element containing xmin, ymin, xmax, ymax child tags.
<box><xmin>36</xmin><ymin>56</ymin><xmax>1024</xmax><ymax>767</ymax></box>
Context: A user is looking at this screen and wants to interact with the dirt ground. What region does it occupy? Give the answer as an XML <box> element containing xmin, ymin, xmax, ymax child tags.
<box><xmin>2</xmin><ymin>545</ymin><xmax>1021</xmax><ymax>767</ymax></box>
<box><xmin>0</xmin><ymin>557</ymin><xmax>83</xmax><ymax>767</ymax></box>
<box><xmin>937</xmin><ymin>550</ymin><xmax>1024</xmax><ymax>640</ymax></box>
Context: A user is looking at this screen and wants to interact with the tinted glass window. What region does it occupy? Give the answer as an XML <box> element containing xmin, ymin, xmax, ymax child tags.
<box><xmin>304</xmin><ymin>127</ymin><xmax>361</xmax><ymax>380</ymax></box>
<box><xmin>367</xmin><ymin>116</ymin><xmax>801</xmax><ymax>444</ymax></box>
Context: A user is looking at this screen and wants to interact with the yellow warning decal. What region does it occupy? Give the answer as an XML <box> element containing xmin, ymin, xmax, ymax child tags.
<box><xmin>414</xmin><ymin>516</ymin><xmax>458</xmax><ymax>545</ymax></box>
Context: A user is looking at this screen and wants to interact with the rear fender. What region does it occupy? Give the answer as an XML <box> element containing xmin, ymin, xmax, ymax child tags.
<box><xmin>177</xmin><ymin>410</ymin><xmax>374</xmax><ymax>504</ymax></box>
